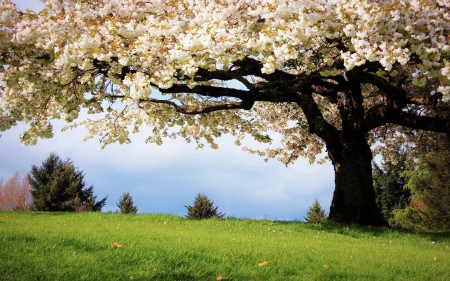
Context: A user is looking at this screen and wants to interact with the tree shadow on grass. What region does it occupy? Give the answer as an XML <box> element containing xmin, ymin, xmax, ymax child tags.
<box><xmin>305</xmin><ymin>220</ymin><xmax>450</xmax><ymax>240</ymax></box>
<box><xmin>269</xmin><ymin>219</ymin><xmax>450</xmax><ymax>240</ymax></box>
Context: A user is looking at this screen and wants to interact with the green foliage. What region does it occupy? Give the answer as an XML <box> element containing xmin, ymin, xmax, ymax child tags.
<box><xmin>185</xmin><ymin>193</ymin><xmax>225</xmax><ymax>219</ymax></box>
<box><xmin>1</xmin><ymin>212</ymin><xmax>449</xmax><ymax>281</ymax></box>
<box><xmin>373</xmin><ymin>146</ymin><xmax>411</xmax><ymax>222</ymax></box>
<box><xmin>390</xmin><ymin>207</ymin><xmax>425</xmax><ymax>231</ymax></box>
<box><xmin>29</xmin><ymin>153</ymin><xmax>107</xmax><ymax>212</ymax></box>
<box><xmin>391</xmin><ymin>134</ymin><xmax>450</xmax><ymax>230</ymax></box>
<box><xmin>116</xmin><ymin>192</ymin><xmax>138</xmax><ymax>214</ymax></box>
<box><xmin>304</xmin><ymin>198</ymin><xmax>327</xmax><ymax>223</ymax></box>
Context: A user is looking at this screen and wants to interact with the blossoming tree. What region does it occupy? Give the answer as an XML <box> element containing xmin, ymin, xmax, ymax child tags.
<box><xmin>1</xmin><ymin>0</ymin><xmax>449</xmax><ymax>225</ymax></box>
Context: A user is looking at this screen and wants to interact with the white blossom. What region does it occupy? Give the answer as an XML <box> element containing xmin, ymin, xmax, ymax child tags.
<box><xmin>0</xmin><ymin>0</ymin><xmax>448</xmax><ymax>151</ymax></box>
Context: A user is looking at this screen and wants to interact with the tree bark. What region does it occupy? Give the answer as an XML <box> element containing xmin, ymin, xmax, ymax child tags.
<box><xmin>327</xmin><ymin>133</ymin><xmax>388</xmax><ymax>226</ymax></box>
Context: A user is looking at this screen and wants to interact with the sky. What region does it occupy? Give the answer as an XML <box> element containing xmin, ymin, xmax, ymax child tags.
<box><xmin>0</xmin><ymin>0</ymin><xmax>335</xmax><ymax>220</ymax></box>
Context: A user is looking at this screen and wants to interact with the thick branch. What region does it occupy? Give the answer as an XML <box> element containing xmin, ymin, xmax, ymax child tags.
<box><xmin>176</xmin><ymin>101</ymin><xmax>254</xmax><ymax>114</ymax></box>
<box><xmin>159</xmin><ymin>84</ymin><xmax>253</xmax><ymax>101</ymax></box>
<box><xmin>310</xmin><ymin>81</ymin><xmax>344</xmax><ymax>103</ymax></box>
<box><xmin>195</xmin><ymin>68</ymin><xmax>254</xmax><ymax>89</ymax></box>
<box><xmin>134</xmin><ymin>97</ymin><xmax>254</xmax><ymax>114</ymax></box>
<box><xmin>350</xmin><ymin>68</ymin><xmax>407</xmax><ymax>109</ymax></box>
<box><xmin>407</xmin><ymin>92</ymin><xmax>443</xmax><ymax>106</ymax></box>
<box><xmin>295</xmin><ymin>91</ymin><xmax>339</xmax><ymax>142</ymax></box>
<box><xmin>363</xmin><ymin>104</ymin><xmax>394</xmax><ymax>131</ymax></box>
<box><xmin>232</xmin><ymin>56</ymin><xmax>298</xmax><ymax>81</ymax></box>
<box><xmin>160</xmin><ymin>83</ymin><xmax>302</xmax><ymax>103</ymax></box>
<box><xmin>389</xmin><ymin>111</ymin><xmax>450</xmax><ymax>133</ymax></box>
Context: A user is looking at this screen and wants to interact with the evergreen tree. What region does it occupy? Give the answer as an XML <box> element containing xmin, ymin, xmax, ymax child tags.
<box><xmin>304</xmin><ymin>199</ymin><xmax>327</xmax><ymax>223</ymax></box>
<box><xmin>117</xmin><ymin>192</ymin><xmax>138</xmax><ymax>214</ymax></box>
<box><xmin>29</xmin><ymin>153</ymin><xmax>107</xmax><ymax>211</ymax></box>
<box><xmin>392</xmin><ymin>134</ymin><xmax>450</xmax><ymax>229</ymax></box>
<box><xmin>372</xmin><ymin>146</ymin><xmax>411</xmax><ymax>222</ymax></box>
<box><xmin>185</xmin><ymin>193</ymin><xmax>225</xmax><ymax>219</ymax></box>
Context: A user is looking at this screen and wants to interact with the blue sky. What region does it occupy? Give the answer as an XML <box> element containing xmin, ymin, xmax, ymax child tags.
<box><xmin>0</xmin><ymin>0</ymin><xmax>335</xmax><ymax>219</ymax></box>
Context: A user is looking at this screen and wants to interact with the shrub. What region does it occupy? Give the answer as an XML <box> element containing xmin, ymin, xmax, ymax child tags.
<box><xmin>0</xmin><ymin>172</ymin><xmax>33</xmax><ymax>210</ymax></box>
<box><xmin>185</xmin><ymin>193</ymin><xmax>225</xmax><ymax>219</ymax></box>
<box><xmin>117</xmin><ymin>192</ymin><xmax>138</xmax><ymax>214</ymax></box>
<box><xmin>304</xmin><ymin>199</ymin><xmax>327</xmax><ymax>223</ymax></box>
<box><xmin>390</xmin><ymin>207</ymin><xmax>425</xmax><ymax>231</ymax></box>
<box><xmin>29</xmin><ymin>153</ymin><xmax>107</xmax><ymax>212</ymax></box>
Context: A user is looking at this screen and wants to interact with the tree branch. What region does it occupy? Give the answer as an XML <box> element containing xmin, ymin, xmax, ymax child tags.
<box><xmin>137</xmin><ymin>97</ymin><xmax>254</xmax><ymax>114</ymax></box>
<box><xmin>195</xmin><ymin>68</ymin><xmax>254</xmax><ymax>89</ymax></box>
<box><xmin>406</xmin><ymin>92</ymin><xmax>443</xmax><ymax>107</ymax></box>
<box><xmin>389</xmin><ymin>111</ymin><xmax>450</xmax><ymax>133</ymax></box>
<box><xmin>310</xmin><ymin>82</ymin><xmax>343</xmax><ymax>103</ymax></box>
<box><xmin>350</xmin><ymin>68</ymin><xmax>407</xmax><ymax>109</ymax></box>
<box><xmin>295</xmin><ymin>91</ymin><xmax>339</xmax><ymax>142</ymax></box>
<box><xmin>363</xmin><ymin>104</ymin><xmax>394</xmax><ymax>132</ymax></box>
<box><xmin>159</xmin><ymin>84</ymin><xmax>254</xmax><ymax>101</ymax></box>
<box><xmin>232</xmin><ymin>56</ymin><xmax>298</xmax><ymax>81</ymax></box>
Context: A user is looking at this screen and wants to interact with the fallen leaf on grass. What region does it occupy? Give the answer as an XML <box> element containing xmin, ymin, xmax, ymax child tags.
<box><xmin>111</xmin><ymin>242</ymin><xmax>123</xmax><ymax>248</ymax></box>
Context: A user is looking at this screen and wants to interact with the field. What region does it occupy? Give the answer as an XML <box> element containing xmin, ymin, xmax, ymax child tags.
<box><xmin>1</xmin><ymin>212</ymin><xmax>449</xmax><ymax>280</ymax></box>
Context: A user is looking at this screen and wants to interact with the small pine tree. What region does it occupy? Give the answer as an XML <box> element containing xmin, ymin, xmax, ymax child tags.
<box><xmin>185</xmin><ymin>193</ymin><xmax>225</xmax><ymax>219</ymax></box>
<box><xmin>116</xmin><ymin>192</ymin><xmax>138</xmax><ymax>214</ymax></box>
<box><xmin>304</xmin><ymin>199</ymin><xmax>327</xmax><ymax>223</ymax></box>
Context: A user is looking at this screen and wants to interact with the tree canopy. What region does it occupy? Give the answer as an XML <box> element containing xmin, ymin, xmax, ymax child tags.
<box><xmin>1</xmin><ymin>0</ymin><xmax>450</xmax><ymax>225</ymax></box>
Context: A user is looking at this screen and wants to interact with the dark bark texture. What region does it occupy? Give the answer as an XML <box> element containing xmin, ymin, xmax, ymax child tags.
<box><xmin>327</xmin><ymin>134</ymin><xmax>387</xmax><ymax>226</ymax></box>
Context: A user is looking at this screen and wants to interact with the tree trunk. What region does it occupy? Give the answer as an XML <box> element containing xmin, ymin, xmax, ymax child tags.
<box><xmin>327</xmin><ymin>133</ymin><xmax>388</xmax><ymax>226</ymax></box>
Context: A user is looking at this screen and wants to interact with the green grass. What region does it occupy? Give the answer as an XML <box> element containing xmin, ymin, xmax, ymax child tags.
<box><xmin>1</xmin><ymin>212</ymin><xmax>449</xmax><ymax>280</ymax></box>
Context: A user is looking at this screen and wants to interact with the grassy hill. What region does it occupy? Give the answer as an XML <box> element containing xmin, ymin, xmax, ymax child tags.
<box><xmin>1</xmin><ymin>212</ymin><xmax>449</xmax><ymax>280</ymax></box>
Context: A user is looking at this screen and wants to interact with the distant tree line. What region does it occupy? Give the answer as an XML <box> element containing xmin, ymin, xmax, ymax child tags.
<box><xmin>1</xmin><ymin>146</ymin><xmax>448</xmax><ymax>230</ymax></box>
